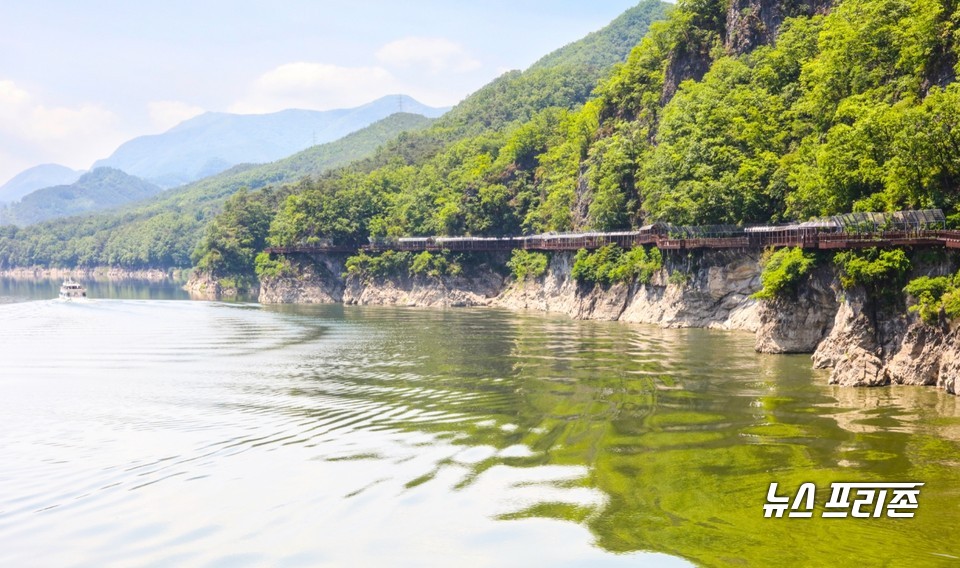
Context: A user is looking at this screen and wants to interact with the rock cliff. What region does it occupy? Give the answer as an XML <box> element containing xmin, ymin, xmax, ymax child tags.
<box><xmin>812</xmin><ymin>287</ymin><xmax>960</xmax><ymax>391</ymax></box>
<box><xmin>261</xmin><ymin>250</ymin><xmax>765</xmax><ymax>329</ymax></box>
<box><xmin>661</xmin><ymin>0</ymin><xmax>834</xmax><ymax>101</ymax></box>
<box><xmin>257</xmin><ymin>255</ymin><xmax>346</xmax><ymax>304</ymax></box>
<box><xmin>184</xmin><ymin>270</ymin><xmax>259</xmax><ymax>300</ymax></box>
<box><xmin>754</xmin><ymin>265</ymin><xmax>837</xmax><ymax>353</ymax></box>
<box><xmin>343</xmin><ymin>270</ymin><xmax>505</xmax><ymax>308</ymax></box>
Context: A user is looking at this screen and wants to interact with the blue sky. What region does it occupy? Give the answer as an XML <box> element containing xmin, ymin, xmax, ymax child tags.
<box><xmin>0</xmin><ymin>1</ymin><xmax>646</xmax><ymax>184</ymax></box>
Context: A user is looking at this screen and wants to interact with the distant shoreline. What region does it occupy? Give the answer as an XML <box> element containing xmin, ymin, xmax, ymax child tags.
<box><xmin>0</xmin><ymin>266</ymin><xmax>189</xmax><ymax>282</ymax></box>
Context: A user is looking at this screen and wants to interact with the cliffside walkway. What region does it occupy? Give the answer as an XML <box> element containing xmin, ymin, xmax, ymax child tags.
<box><xmin>264</xmin><ymin>209</ymin><xmax>957</xmax><ymax>255</ymax></box>
<box><xmin>265</xmin><ymin>229</ymin><xmax>960</xmax><ymax>255</ymax></box>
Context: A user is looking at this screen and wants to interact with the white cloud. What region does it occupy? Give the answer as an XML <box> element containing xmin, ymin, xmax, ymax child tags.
<box><xmin>26</xmin><ymin>104</ymin><xmax>116</xmax><ymax>142</ymax></box>
<box><xmin>376</xmin><ymin>37</ymin><xmax>481</xmax><ymax>74</ymax></box>
<box><xmin>0</xmin><ymin>80</ymin><xmax>127</xmax><ymax>180</ymax></box>
<box><xmin>148</xmin><ymin>100</ymin><xmax>205</xmax><ymax>131</ymax></box>
<box><xmin>0</xmin><ymin>80</ymin><xmax>30</xmax><ymax>106</ymax></box>
<box><xmin>230</xmin><ymin>62</ymin><xmax>404</xmax><ymax>114</ymax></box>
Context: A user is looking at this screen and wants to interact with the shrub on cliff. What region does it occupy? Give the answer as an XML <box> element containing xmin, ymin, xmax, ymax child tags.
<box><xmin>507</xmin><ymin>250</ymin><xmax>549</xmax><ymax>281</ymax></box>
<box><xmin>751</xmin><ymin>247</ymin><xmax>816</xmax><ymax>300</ymax></box>
<box><xmin>571</xmin><ymin>244</ymin><xmax>662</xmax><ymax>285</ymax></box>
<box><xmin>254</xmin><ymin>252</ymin><xmax>296</xmax><ymax>279</ymax></box>
<box><xmin>668</xmin><ymin>270</ymin><xmax>690</xmax><ymax>286</ymax></box>
<box><xmin>904</xmin><ymin>273</ymin><xmax>960</xmax><ymax>325</ymax></box>
<box><xmin>834</xmin><ymin>248</ymin><xmax>911</xmax><ymax>291</ymax></box>
<box><xmin>344</xmin><ymin>250</ymin><xmax>463</xmax><ymax>281</ymax></box>
<box><xmin>572</xmin><ymin>245</ymin><xmax>619</xmax><ymax>284</ymax></box>
<box><xmin>344</xmin><ymin>251</ymin><xmax>412</xmax><ymax>281</ymax></box>
<box><xmin>409</xmin><ymin>250</ymin><xmax>463</xmax><ymax>278</ymax></box>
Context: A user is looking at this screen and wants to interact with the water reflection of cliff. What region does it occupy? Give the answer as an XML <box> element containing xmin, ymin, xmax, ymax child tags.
<box><xmin>269</xmin><ymin>305</ymin><xmax>960</xmax><ymax>567</ymax></box>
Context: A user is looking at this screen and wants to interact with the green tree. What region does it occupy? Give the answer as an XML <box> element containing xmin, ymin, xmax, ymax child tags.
<box><xmin>192</xmin><ymin>189</ymin><xmax>272</xmax><ymax>278</ymax></box>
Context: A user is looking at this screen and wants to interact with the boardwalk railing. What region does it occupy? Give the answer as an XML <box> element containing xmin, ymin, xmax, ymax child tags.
<box><xmin>262</xmin><ymin>209</ymin><xmax>955</xmax><ymax>256</ymax></box>
<box><xmin>264</xmin><ymin>228</ymin><xmax>960</xmax><ymax>256</ymax></box>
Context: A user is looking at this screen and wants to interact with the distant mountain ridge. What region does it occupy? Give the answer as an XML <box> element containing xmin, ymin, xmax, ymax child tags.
<box><xmin>0</xmin><ymin>167</ymin><xmax>161</xmax><ymax>226</ymax></box>
<box><xmin>93</xmin><ymin>95</ymin><xmax>449</xmax><ymax>188</ymax></box>
<box><xmin>0</xmin><ymin>113</ymin><xmax>436</xmax><ymax>267</ymax></box>
<box><xmin>0</xmin><ymin>1</ymin><xmax>671</xmax><ymax>269</ymax></box>
<box><xmin>151</xmin><ymin>112</ymin><xmax>438</xmax><ymax>217</ymax></box>
<box><xmin>0</xmin><ymin>164</ymin><xmax>83</xmax><ymax>203</ymax></box>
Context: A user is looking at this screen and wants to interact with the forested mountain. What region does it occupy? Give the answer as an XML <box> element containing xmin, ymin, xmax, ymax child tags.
<box><xmin>186</xmin><ymin>0</ymin><xmax>673</xmax><ymax>279</ymax></box>
<box><xmin>0</xmin><ymin>168</ymin><xmax>160</xmax><ymax>226</ymax></box>
<box><xmin>10</xmin><ymin>0</ymin><xmax>954</xmax><ymax>277</ymax></box>
<box><xmin>93</xmin><ymin>95</ymin><xmax>448</xmax><ymax>188</ymax></box>
<box><xmin>244</xmin><ymin>0</ymin><xmax>959</xmax><ymax>265</ymax></box>
<box><xmin>434</xmin><ymin>0</ymin><xmax>672</xmax><ymax>134</ymax></box>
<box><xmin>0</xmin><ymin>164</ymin><xmax>83</xmax><ymax>203</ymax></box>
<box><xmin>174</xmin><ymin>112</ymin><xmax>437</xmax><ymax>207</ymax></box>
<box><xmin>0</xmin><ymin>113</ymin><xmax>435</xmax><ymax>268</ymax></box>
<box><xmin>0</xmin><ymin>0</ymin><xmax>671</xmax><ymax>270</ymax></box>
<box><xmin>530</xmin><ymin>2</ymin><xmax>676</xmax><ymax>72</ymax></box>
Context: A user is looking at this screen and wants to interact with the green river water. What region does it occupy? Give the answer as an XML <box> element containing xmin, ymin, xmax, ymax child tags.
<box><xmin>0</xmin><ymin>278</ymin><xmax>958</xmax><ymax>566</ymax></box>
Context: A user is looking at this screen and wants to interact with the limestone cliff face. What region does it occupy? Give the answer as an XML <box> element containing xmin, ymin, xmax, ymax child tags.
<box><xmin>342</xmin><ymin>270</ymin><xmax>506</xmax><ymax>308</ymax></box>
<box><xmin>810</xmin><ymin>284</ymin><xmax>959</xmax><ymax>391</ymax></box>
<box><xmin>263</xmin><ymin>250</ymin><xmax>764</xmax><ymax>331</ymax></box>
<box><xmin>258</xmin><ymin>254</ymin><xmax>508</xmax><ymax>308</ymax></box>
<box><xmin>937</xmin><ymin>334</ymin><xmax>960</xmax><ymax>394</ymax></box>
<box><xmin>619</xmin><ymin>249</ymin><xmax>761</xmax><ymax>330</ymax></box>
<box><xmin>184</xmin><ymin>270</ymin><xmax>258</xmax><ymax>300</ymax></box>
<box><xmin>884</xmin><ymin>323</ymin><xmax>945</xmax><ymax>386</ymax></box>
<box><xmin>662</xmin><ymin>0</ymin><xmax>834</xmax><ymax>101</ymax></box>
<box><xmin>724</xmin><ymin>0</ymin><xmax>832</xmax><ymax>55</ymax></box>
<box><xmin>257</xmin><ymin>255</ymin><xmax>345</xmax><ymax>304</ymax></box>
<box><xmin>755</xmin><ymin>266</ymin><xmax>837</xmax><ymax>354</ymax></box>
<box><xmin>811</xmin><ymin>289</ymin><xmax>888</xmax><ymax>387</ymax></box>
<box><xmin>800</xmin><ymin>256</ymin><xmax>960</xmax><ymax>393</ymax></box>
<box><xmin>183</xmin><ymin>271</ymin><xmax>221</xmax><ymax>300</ymax></box>
<box><xmin>751</xmin><ymin>252</ymin><xmax>960</xmax><ymax>395</ymax></box>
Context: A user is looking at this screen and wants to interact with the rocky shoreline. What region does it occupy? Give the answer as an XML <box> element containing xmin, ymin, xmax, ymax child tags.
<box><xmin>251</xmin><ymin>250</ymin><xmax>764</xmax><ymax>326</ymax></box>
<box><xmin>181</xmin><ymin>271</ymin><xmax>259</xmax><ymax>300</ymax></box>
<box><xmin>189</xmin><ymin>249</ymin><xmax>960</xmax><ymax>396</ymax></box>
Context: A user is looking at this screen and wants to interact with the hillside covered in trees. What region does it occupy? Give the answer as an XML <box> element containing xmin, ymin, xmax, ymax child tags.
<box><xmin>92</xmin><ymin>95</ymin><xmax>449</xmax><ymax>188</ymax></box>
<box><xmin>257</xmin><ymin>0</ymin><xmax>957</xmax><ymax>243</ymax></box>
<box><xmin>3</xmin><ymin>0</ymin><xmax>959</xmax><ymax>277</ymax></box>
<box><xmin>0</xmin><ymin>168</ymin><xmax>162</xmax><ymax>226</ymax></box>
<box><xmin>192</xmin><ymin>0</ymin><xmax>674</xmax><ymax>279</ymax></box>
<box><xmin>0</xmin><ymin>113</ymin><xmax>436</xmax><ymax>268</ymax></box>
<box><xmin>196</xmin><ymin>0</ymin><xmax>959</xmax><ymax>286</ymax></box>
<box><xmin>0</xmin><ymin>164</ymin><xmax>83</xmax><ymax>203</ymax></box>
<box><xmin>0</xmin><ymin>0</ymin><xmax>671</xmax><ymax>271</ymax></box>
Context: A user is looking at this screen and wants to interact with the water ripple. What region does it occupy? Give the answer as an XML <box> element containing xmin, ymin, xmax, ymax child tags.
<box><xmin>1</xmin><ymin>301</ymin><xmax>958</xmax><ymax>566</ymax></box>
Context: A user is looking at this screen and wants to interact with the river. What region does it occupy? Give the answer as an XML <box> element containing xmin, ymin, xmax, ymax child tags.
<box><xmin>1</xmin><ymin>278</ymin><xmax>958</xmax><ymax>566</ymax></box>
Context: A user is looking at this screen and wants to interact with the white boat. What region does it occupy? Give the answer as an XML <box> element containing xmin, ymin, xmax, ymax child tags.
<box><xmin>59</xmin><ymin>279</ymin><xmax>87</xmax><ymax>300</ymax></box>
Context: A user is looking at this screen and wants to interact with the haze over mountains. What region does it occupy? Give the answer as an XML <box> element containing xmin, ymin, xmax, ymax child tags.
<box><xmin>0</xmin><ymin>95</ymin><xmax>446</xmax><ymax>226</ymax></box>
<box><xmin>0</xmin><ymin>168</ymin><xmax>161</xmax><ymax>226</ymax></box>
<box><xmin>92</xmin><ymin>95</ymin><xmax>449</xmax><ymax>188</ymax></box>
<box><xmin>0</xmin><ymin>95</ymin><xmax>448</xmax><ymax>204</ymax></box>
<box><xmin>0</xmin><ymin>111</ymin><xmax>436</xmax><ymax>228</ymax></box>
<box><xmin>0</xmin><ymin>164</ymin><xmax>84</xmax><ymax>203</ymax></box>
